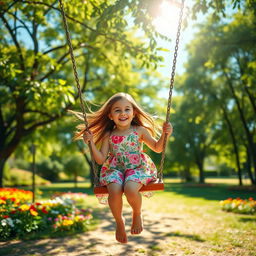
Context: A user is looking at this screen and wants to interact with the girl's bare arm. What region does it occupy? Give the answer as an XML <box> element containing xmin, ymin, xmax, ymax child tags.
<box><xmin>83</xmin><ymin>131</ymin><xmax>110</xmax><ymax>165</ymax></box>
<box><xmin>138</xmin><ymin>123</ymin><xmax>173</xmax><ymax>153</ymax></box>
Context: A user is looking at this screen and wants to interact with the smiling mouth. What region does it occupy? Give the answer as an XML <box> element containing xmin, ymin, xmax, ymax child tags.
<box><xmin>119</xmin><ymin>118</ymin><xmax>128</xmax><ymax>121</ymax></box>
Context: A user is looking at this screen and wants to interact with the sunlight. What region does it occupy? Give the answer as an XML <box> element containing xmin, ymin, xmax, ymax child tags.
<box><xmin>153</xmin><ymin>0</ymin><xmax>182</xmax><ymax>38</ymax></box>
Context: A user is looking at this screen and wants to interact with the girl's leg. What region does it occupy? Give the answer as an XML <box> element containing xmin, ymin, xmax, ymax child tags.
<box><xmin>124</xmin><ymin>181</ymin><xmax>143</xmax><ymax>235</ymax></box>
<box><xmin>107</xmin><ymin>183</ymin><xmax>127</xmax><ymax>243</ymax></box>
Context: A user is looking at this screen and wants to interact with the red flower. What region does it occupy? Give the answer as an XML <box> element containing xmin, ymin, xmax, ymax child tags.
<box><xmin>42</xmin><ymin>207</ymin><xmax>48</xmax><ymax>214</ymax></box>
<box><xmin>111</xmin><ymin>136</ymin><xmax>124</xmax><ymax>144</ymax></box>
<box><xmin>3</xmin><ymin>215</ymin><xmax>10</xmax><ymax>218</ymax></box>
<box><xmin>30</xmin><ymin>205</ymin><xmax>36</xmax><ymax>211</ymax></box>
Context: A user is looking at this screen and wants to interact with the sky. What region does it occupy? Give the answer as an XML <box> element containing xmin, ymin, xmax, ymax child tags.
<box><xmin>151</xmin><ymin>0</ymin><xmax>204</xmax><ymax>99</ymax></box>
<box><xmin>153</xmin><ymin>0</ymin><xmax>203</xmax><ymax>78</ymax></box>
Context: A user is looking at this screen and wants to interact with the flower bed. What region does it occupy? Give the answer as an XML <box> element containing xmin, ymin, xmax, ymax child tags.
<box><xmin>0</xmin><ymin>188</ymin><xmax>92</xmax><ymax>241</ymax></box>
<box><xmin>220</xmin><ymin>197</ymin><xmax>256</xmax><ymax>215</ymax></box>
<box><xmin>51</xmin><ymin>192</ymin><xmax>88</xmax><ymax>204</ymax></box>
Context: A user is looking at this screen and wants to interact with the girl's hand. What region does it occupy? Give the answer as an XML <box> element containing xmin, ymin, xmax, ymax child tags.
<box><xmin>83</xmin><ymin>130</ymin><xmax>93</xmax><ymax>144</ymax></box>
<box><xmin>162</xmin><ymin>122</ymin><xmax>173</xmax><ymax>136</ymax></box>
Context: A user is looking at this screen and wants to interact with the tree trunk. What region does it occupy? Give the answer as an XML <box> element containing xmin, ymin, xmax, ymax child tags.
<box><xmin>74</xmin><ymin>172</ymin><xmax>78</xmax><ymax>188</ymax></box>
<box><xmin>194</xmin><ymin>148</ymin><xmax>205</xmax><ymax>183</ymax></box>
<box><xmin>0</xmin><ymin>144</ymin><xmax>19</xmax><ymax>188</ymax></box>
<box><xmin>198</xmin><ymin>161</ymin><xmax>205</xmax><ymax>183</ymax></box>
<box><xmin>224</xmin><ymin>72</ymin><xmax>256</xmax><ymax>178</ymax></box>
<box><xmin>221</xmin><ymin>105</ymin><xmax>243</xmax><ymax>185</ymax></box>
<box><xmin>245</xmin><ymin>145</ymin><xmax>256</xmax><ymax>185</ymax></box>
<box><xmin>0</xmin><ymin>158</ymin><xmax>7</xmax><ymax>188</ymax></box>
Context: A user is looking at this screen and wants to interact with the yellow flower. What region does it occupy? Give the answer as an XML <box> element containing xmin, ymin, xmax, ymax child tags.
<box><xmin>62</xmin><ymin>219</ymin><xmax>74</xmax><ymax>226</ymax></box>
<box><xmin>20</xmin><ymin>204</ymin><xmax>30</xmax><ymax>211</ymax></box>
<box><xmin>30</xmin><ymin>209</ymin><xmax>38</xmax><ymax>216</ymax></box>
<box><xmin>0</xmin><ymin>199</ymin><xmax>6</xmax><ymax>205</ymax></box>
<box><xmin>74</xmin><ymin>216</ymin><xmax>81</xmax><ymax>221</ymax></box>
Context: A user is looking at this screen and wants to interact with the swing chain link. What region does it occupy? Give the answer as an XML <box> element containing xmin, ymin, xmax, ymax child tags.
<box><xmin>58</xmin><ymin>0</ymin><xmax>100</xmax><ymax>186</ymax></box>
<box><xmin>158</xmin><ymin>0</ymin><xmax>185</xmax><ymax>182</ymax></box>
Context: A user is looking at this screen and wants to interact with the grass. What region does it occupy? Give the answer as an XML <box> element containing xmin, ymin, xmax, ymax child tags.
<box><xmin>2</xmin><ymin>178</ymin><xmax>256</xmax><ymax>256</ymax></box>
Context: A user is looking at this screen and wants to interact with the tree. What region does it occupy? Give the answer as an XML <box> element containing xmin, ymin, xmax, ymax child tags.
<box><xmin>176</xmin><ymin>4</ymin><xmax>256</xmax><ymax>184</ymax></box>
<box><xmin>0</xmin><ymin>0</ymin><xmax>167</xmax><ymax>187</ymax></box>
<box><xmin>64</xmin><ymin>153</ymin><xmax>88</xmax><ymax>187</ymax></box>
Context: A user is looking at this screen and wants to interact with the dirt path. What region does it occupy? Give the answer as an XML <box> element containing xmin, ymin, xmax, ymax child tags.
<box><xmin>0</xmin><ymin>204</ymin><xmax>251</xmax><ymax>256</ymax></box>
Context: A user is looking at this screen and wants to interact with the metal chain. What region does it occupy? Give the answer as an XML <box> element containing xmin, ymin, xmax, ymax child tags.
<box><xmin>158</xmin><ymin>0</ymin><xmax>185</xmax><ymax>182</ymax></box>
<box><xmin>58</xmin><ymin>0</ymin><xmax>99</xmax><ymax>186</ymax></box>
<box><xmin>58</xmin><ymin>0</ymin><xmax>184</xmax><ymax>185</ymax></box>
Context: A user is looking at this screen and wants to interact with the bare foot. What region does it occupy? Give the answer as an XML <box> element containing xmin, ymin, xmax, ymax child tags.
<box><xmin>131</xmin><ymin>212</ymin><xmax>143</xmax><ymax>235</ymax></box>
<box><xmin>115</xmin><ymin>217</ymin><xmax>127</xmax><ymax>243</ymax></box>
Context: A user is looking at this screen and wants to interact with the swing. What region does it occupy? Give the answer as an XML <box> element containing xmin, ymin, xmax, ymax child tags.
<box><xmin>58</xmin><ymin>0</ymin><xmax>185</xmax><ymax>195</ymax></box>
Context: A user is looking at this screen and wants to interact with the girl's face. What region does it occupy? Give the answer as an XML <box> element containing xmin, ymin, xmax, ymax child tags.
<box><xmin>109</xmin><ymin>98</ymin><xmax>135</xmax><ymax>130</ymax></box>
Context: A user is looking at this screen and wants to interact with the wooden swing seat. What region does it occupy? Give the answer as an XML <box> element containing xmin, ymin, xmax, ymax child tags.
<box><xmin>93</xmin><ymin>179</ymin><xmax>164</xmax><ymax>194</ymax></box>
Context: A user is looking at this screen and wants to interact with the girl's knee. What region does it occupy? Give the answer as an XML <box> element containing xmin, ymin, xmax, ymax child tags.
<box><xmin>124</xmin><ymin>184</ymin><xmax>140</xmax><ymax>198</ymax></box>
<box><xmin>107</xmin><ymin>184</ymin><xmax>123</xmax><ymax>198</ymax></box>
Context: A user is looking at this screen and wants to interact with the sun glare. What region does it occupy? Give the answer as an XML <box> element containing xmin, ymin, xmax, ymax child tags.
<box><xmin>153</xmin><ymin>0</ymin><xmax>182</xmax><ymax>38</ymax></box>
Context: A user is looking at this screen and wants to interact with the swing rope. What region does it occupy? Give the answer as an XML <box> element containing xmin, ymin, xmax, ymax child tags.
<box><xmin>158</xmin><ymin>0</ymin><xmax>185</xmax><ymax>182</ymax></box>
<box><xmin>58</xmin><ymin>0</ymin><xmax>100</xmax><ymax>187</ymax></box>
<box><xmin>58</xmin><ymin>0</ymin><xmax>185</xmax><ymax>190</ymax></box>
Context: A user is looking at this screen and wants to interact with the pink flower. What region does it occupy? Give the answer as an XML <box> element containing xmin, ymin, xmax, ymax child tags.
<box><xmin>126</xmin><ymin>169</ymin><xmax>135</xmax><ymax>176</ymax></box>
<box><xmin>140</xmin><ymin>154</ymin><xmax>146</xmax><ymax>162</ymax></box>
<box><xmin>110</xmin><ymin>157</ymin><xmax>117</xmax><ymax>166</ymax></box>
<box><xmin>111</xmin><ymin>136</ymin><xmax>124</xmax><ymax>144</ymax></box>
<box><xmin>129</xmin><ymin>154</ymin><xmax>140</xmax><ymax>164</ymax></box>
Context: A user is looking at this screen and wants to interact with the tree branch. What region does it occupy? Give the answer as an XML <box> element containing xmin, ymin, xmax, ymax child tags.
<box><xmin>39</xmin><ymin>43</ymin><xmax>96</xmax><ymax>82</ymax></box>
<box><xmin>7</xmin><ymin>10</ymin><xmax>33</xmax><ymax>38</ymax></box>
<box><xmin>43</xmin><ymin>44</ymin><xmax>66</xmax><ymax>55</ymax></box>
<box><xmin>0</xmin><ymin>14</ymin><xmax>25</xmax><ymax>71</ymax></box>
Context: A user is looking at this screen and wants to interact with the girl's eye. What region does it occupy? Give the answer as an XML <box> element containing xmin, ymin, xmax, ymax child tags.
<box><xmin>114</xmin><ymin>109</ymin><xmax>121</xmax><ymax>113</ymax></box>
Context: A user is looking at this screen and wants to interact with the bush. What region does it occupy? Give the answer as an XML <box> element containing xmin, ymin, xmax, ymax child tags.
<box><xmin>36</xmin><ymin>159</ymin><xmax>64</xmax><ymax>182</ymax></box>
<box><xmin>0</xmin><ymin>188</ymin><xmax>92</xmax><ymax>241</ymax></box>
<box><xmin>3</xmin><ymin>168</ymin><xmax>50</xmax><ymax>186</ymax></box>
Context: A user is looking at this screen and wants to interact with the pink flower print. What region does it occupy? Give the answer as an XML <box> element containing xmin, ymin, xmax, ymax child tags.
<box><xmin>140</xmin><ymin>154</ymin><xmax>146</xmax><ymax>162</ymax></box>
<box><xmin>110</xmin><ymin>156</ymin><xmax>117</xmax><ymax>166</ymax></box>
<box><xmin>131</xmin><ymin>142</ymin><xmax>135</xmax><ymax>146</ymax></box>
<box><xmin>101</xmin><ymin>166</ymin><xmax>107</xmax><ymax>171</ymax></box>
<box><xmin>129</xmin><ymin>154</ymin><xmax>140</xmax><ymax>165</ymax></box>
<box><xmin>146</xmin><ymin>178</ymin><xmax>152</xmax><ymax>183</ymax></box>
<box><xmin>111</xmin><ymin>136</ymin><xmax>124</xmax><ymax>144</ymax></box>
<box><xmin>126</xmin><ymin>169</ymin><xmax>135</xmax><ymax>176</ymax></box>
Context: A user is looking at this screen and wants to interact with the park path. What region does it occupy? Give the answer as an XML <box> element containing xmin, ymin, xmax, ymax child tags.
<box><xmin>0</xmin><ymin>203</ymin><xmax>248</xmax><ymax>256</ymax></box>
<box><xmin>0</xmin><ymin>205</ymin><xmax>194</xmax><ymax>256</ymax></box>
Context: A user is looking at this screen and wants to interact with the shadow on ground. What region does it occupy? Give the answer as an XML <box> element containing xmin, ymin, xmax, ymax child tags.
<box><xmin>0</xmin><ymin>205</ymin><xmax>205</xmax><ymax>256</ymax></box>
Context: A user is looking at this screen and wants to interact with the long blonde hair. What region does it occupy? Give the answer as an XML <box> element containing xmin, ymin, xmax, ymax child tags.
<box><xmin>71</xmin><ymin>92</ymin><xmax>161</xmax><ymax>146</ymax></box>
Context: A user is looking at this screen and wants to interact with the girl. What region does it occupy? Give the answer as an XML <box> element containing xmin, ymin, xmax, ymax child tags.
<box><xmin>74</xmin><ymin>92</ymin><xmax>172</xmax><ymax>244</ymax></box>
